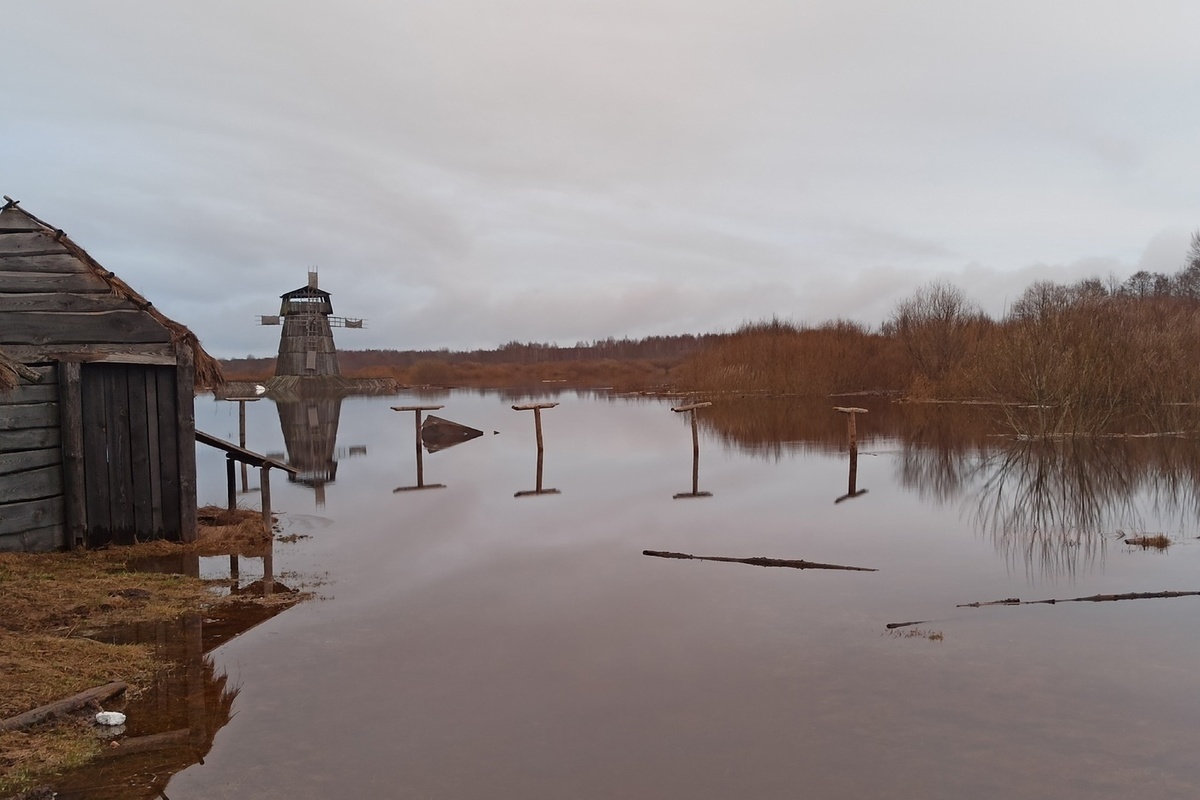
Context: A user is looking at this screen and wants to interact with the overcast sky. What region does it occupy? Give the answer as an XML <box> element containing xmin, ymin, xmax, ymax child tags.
<box><xmin>5</xmin><ymin>1</ymin><xmax>1199</xmax><ymax>358</ymax></box>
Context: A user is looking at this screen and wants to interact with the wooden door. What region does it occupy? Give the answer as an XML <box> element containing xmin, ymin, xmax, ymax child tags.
<box><xmin>80</xmin><ymin>363</ymin><xmax>181</xmax><ymax>545</ymax></box>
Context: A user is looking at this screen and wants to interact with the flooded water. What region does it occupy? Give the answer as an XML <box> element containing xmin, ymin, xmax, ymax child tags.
<box><xmin>65</xmin><ymin>391</ymin><xmax>1200</xmax><ymax>798</ymax></box>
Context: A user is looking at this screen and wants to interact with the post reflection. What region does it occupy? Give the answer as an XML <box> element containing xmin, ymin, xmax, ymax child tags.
<box><xmin>393</xmin><ymin>405</ymin><xmax>447</xmax><ymax>492</ymax></box>
<box><xmin>672</xmin><ymin>402</ymin><xmax>712</xmax><ymax>499</ymax></box>
<box><xmin>513</xmin><ymin>402</ymin><xmax>560</xmax><ymax>497</ymax></box>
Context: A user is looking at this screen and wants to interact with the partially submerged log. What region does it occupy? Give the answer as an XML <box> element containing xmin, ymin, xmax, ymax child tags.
<box><xmin>0</xmin><ymin>681</ymin><xmax>126</xmax><ymax>732</ymax></box>
<box><xmin>958</xmin><ymin>590</ymin><xmax>1200</xmax><ymax>608</ymax></box>
<box><xmin>642</xmin><ymin>550</ymin><xmax>877</xmax><ymax>572</ymax></box>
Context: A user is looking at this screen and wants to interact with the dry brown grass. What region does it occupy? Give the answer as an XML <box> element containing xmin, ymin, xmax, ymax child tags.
<box><xmin>0</xmin><ymin>507</ymin><xmax>289</xmax><ymax>795</ymax></box>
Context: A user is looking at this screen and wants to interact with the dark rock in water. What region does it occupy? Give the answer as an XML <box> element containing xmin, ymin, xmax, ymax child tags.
<box><xmin>421</xmin><ymin>415</ymin><xmax>484</xmax><ymax>453</ymax></box>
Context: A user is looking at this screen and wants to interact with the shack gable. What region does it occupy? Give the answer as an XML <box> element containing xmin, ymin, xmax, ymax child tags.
<box><xmin>0</xmin><ymin>204</ymin><xmax>175</xmax><ymax>366</ymax></box>
<box><xmin>0</xmin><ymin>197</ymin><xmax>217</xmax><ymax>551</ymax></box>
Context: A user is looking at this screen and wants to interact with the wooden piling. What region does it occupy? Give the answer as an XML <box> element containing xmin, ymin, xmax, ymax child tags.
<box><xmin>671</xmin><ymin>402</ymin><xmax>712</xmax><ymax>499</ymax></box>
<box><xmin>225</xmin><ymin>456</ymin><xmax>237</xmax><ymax>511</ymax></box>
<box><xmin>513</xmin><ymin>402</ymin><xmax>558</xmax><ymax>451</ymax></box>
<box><xmin>392</xmin><ymin>405</ymin><xmax>447</xmax><ymax>491</ymax></box>
<box><xmin>833</xmin><ymin>406</ymin><xmax>867</xmax><ymax>450</ymax></box>
<box><xmin>513</xmin><ymin>403</ymin><xmax>560</xmax><ymax>496</ymax></box>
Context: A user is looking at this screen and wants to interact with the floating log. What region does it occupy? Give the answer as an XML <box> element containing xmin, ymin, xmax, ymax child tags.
<box><xmin>0</xmin><ymin>681</ymin><xmax>127</xmax><ymax>732</ymax></box>
<box><xmin>958</xmin><ymin>590</ymin><xmax>1200</xmax><ymax>608</ymax></box>
<box><xmin>885</xmin><ymin>620</ymin><xmax>929</xmax><ymax>629</ymax></box>
<box><xmin>642</xmin><ymin>550</ymin><xmax>877</xmax><ymax>572</ymax></box>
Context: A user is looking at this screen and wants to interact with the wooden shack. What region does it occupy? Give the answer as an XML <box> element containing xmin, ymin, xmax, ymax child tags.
<box><xmin>0</xmin><ymin>197</ymin><xmax>222</xmax><ymax>551</ymax></box>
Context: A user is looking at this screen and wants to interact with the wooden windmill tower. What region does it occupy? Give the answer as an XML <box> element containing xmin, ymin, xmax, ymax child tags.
<box><xmin>258</xmin><ymin>271</ymin><xmax>364</xmax><ymax>378</ymax></box>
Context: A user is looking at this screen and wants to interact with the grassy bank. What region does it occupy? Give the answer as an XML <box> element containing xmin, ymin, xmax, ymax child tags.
<box><xmin>0</xmin><ymin>508</ymin><xmax>300</xmax><ymax>796</ymax></box>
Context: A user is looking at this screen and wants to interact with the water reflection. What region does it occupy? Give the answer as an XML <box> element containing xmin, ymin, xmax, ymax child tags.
<box><xmin>964</xmin><ymin>438</ymin><xmax>1200</xmax><ymax>577</ymax></box>
<box><xmin>393</xmin><ymin>405</ymin><xmax>448</xmax><ymax>491</ymax></box>
<box><xmin>54</xmin><ymin>595</ymin><xmax>299</xmax><ymax>799</ymax></box>
<box><xmin>513</xmin><ymin>402</ymin><xmax>560</xmax><ymax>497</ymax></box>
<box><xmin>698</xmin><ymin>395</ymin><xmax>1200</xmax><ymax>577</ymax></box>
<box><xmin>274</xmin><ymin>394</ymin><xmax>367</xmax><ymax>507</ymax></box>
<box><xmin>672</xmin><ymin>402</ymin><xmax>712</xmax><ymax>499</ymax></box>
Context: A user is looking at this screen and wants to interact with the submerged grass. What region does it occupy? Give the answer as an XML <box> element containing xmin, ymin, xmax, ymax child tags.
<box><xmin>0</xmin><ymin>507</ymin><xmax>288</xmax><ymax>796</ymax></box>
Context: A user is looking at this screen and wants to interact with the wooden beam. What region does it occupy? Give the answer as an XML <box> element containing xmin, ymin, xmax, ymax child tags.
<box><xmin>0</xmin><ymin>343</ymin><xmax>177</xmax><ymax>365</ymax></box>
<box><xmin>0</xmin><ymin>271</ymin><xmax>108</xmax><ymax>292</ymax></box>
<box><xmin>194</xmin><ymin>431</ymin><xmax>298</xmax><ymax>473</ymax></box>
<box><xmin>0</xmin><ymin>232</ymin><xmax>68</xmax><ymax>256</ymax></box>
<box><xmin>59</xmin><ymin>361</ymin><xmax>86</xmax><ymax>549</ymax></box>
<box><xmin>0</xmin><ymin>292</ymin><xmax>131</xmax><ymax>313</ymax></box>
<box><xmin>176</xmin><ymin>346</ymin><xmax>197</xmax><ymax>544</ymax></box>
<box><xmin>0</xmin><ymin>310</ymin><xmax>172</xmax><ymax>346</ymax></box>
<box><xmin>0</xmin><ymin>253</ymin><xmax>89</xmax><ymax>273</ymax></box>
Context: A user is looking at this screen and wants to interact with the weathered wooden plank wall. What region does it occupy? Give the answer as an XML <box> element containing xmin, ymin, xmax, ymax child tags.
<box><xmin>0</xmin><ymin>365</ymin><xmax>66</xmax><ymax>551</ymax></box>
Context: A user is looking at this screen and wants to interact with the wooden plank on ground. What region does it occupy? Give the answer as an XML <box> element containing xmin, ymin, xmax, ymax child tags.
<box><xmin>0</xmin><ymin>232</ymin><xmax>67</xmax><ymax>255</ymax></box>
<box><xmin>0</xmin><ymin>292</ymin><xmax>130</xmax><ymax>314</ymax></box>
<box><xmin>0</xmin><ymin>310</ymin><xmax>171</xmax><ymax>346</ymax></box>
<box><xmin>0</xmin><ymin>448</ymin><xmax>61</xmax><ymax>476</ymax></box>
<box><xmin>0</xmin><ymin>465</ymin><xmax>63</xmax><ymax>504</ymax></box>
<box><xmin>0</xmin><ymin>495</ymin><xmax>64</xmax><ymax>536</ymax></box>
<box><xmin>2</xmin><ymin>402</ymin><xmax>57</xmax><ymax>430</ymax></box>
<box><xmin>0</xmin><ymin>253</ymin><xmax>88</xmax><ymax>272</ymax></box>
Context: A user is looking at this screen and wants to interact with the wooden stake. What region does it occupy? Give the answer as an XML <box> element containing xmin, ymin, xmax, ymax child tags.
<box><xmin>671</xmin><ymin>402</ymin><xmax>713</xmax><ymax>499</ymax></box>
<box><xmin>392</xmin><ymin>404</ymin><xmax>447</xmax><ymax>491</ymax></box>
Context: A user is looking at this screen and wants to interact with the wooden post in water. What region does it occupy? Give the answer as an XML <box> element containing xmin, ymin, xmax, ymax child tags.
<box><xmin>392</xmin><ymin>405</ymin><xmax>447</xmax><ymax>491</ymax></box>
<box><xmin>833</xmin><ymin>407</ymin><xmax>869</xmax><ymax>503</ymax></box>
<box><xmin>672</xmin><ymin>402</ymin><xmax>713</xmax><ymax>499</ymax></box>
<box><xmin>239</xmin><ymin>399</ymin><xmax>249</xmax><ymax>493</ymax></box>
<box><xmin>260</xmin><ymin>464</ymin><xmax>272</xmax><ymax>533</ymax></box>
<box><xmin>513</xmin><ymin>403</ymin><xmax>560</xmax><ymax>497</ymax></box>
<box><xmin>226</xmin><ymin>456</ymin><xmax>237</xmax><ymax>511</ymax></box>
<box><xmin>513</xmin><ymin>402</ymin><xmax>558</xmax><ymax>452</ymax></box>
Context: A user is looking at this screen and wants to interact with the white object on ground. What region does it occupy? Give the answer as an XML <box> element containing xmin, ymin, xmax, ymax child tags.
<box><xmin>95</xmin><ymin>711</ymin><xmax>126</xmax><ymax>726</ymax></box>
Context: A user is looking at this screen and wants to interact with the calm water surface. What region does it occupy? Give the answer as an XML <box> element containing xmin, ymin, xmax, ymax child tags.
<box><xmin>72</xmin><ymin>392</ymin><xmax>1200</xmax><ymax>798</ymax></box>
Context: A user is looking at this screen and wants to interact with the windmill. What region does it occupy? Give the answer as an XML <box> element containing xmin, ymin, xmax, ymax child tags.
<box><xmin>258</xmin><ymin>270</ymin><xmax>365</xmax><ymax>378</ymax></box>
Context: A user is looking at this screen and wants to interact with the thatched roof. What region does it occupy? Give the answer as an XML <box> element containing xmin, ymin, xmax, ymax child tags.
<box><xmin>0</xmin><ymin>197</ymin><xmax>223</xmax><ymax>389</ymax></box>
<box><xmin>0</xmin><ymin>347</ymin><xmax>40</xmax><ymax>392</ymax></box>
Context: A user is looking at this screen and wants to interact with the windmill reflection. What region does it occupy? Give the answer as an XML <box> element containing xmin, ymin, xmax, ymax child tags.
<box><xmin>672</xmin><ymin>402</ymin><xmax>712</xmax><ymax>499</ymax></box>
<box><xmin>274</xmin><ymin>393</ymin><xmax>367</xmax><ymax>507</ymax></box>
